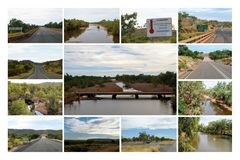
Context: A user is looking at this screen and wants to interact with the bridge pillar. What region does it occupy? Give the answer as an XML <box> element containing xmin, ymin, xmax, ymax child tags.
<box><xmin>135</xmin><ymin>94</ymin><xmax>139</xmax><ymax>99</ymax></box>
<box><xmin>157</xmin><ymin>94</ymin><xmax>163</xmax><ymax>99</ymax></box>
<box><xmin>112</xmin><ymin>94</ymin><xmax>117</xmax><ymax>99</ymax></box>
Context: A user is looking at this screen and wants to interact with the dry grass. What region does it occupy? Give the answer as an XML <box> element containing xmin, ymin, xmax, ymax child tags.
<box><xmin>122</xmin><ymin>145</ymin><xmax>160</xmax><ymax>152</ymax></box>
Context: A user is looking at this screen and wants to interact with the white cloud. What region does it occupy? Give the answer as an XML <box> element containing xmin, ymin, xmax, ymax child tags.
<box><xmin>65</xmin><ymin>117</ymin><xmax>119</xmax><ymax>137</ymax></box>
<box><xmin>8</xmin><ymin>8</ymin><xmax>62</xmax><ymax>25</ymax></box>
<box><xmin>64</xmin><ymin>45</ymin><xmax>177</xmax><ymax>76</ymax></box>
<box><xmin>122</xmin><ymin>117</ymin><xmax>176</xmax><ymax>130</ymax></box>
<box><xmin>121</xmin><ymin>8</ymin><xmax>178</xmax><ymax>28</ymax></box>
<box><xmin>8</xmin><ymin>116</ymin><xmax>62</xmax><ymax>130</ymax></box>
<box><xmin>9</xmin><ymin>79</ymin><xmax>62</xmax><ymax>84</ymax></box>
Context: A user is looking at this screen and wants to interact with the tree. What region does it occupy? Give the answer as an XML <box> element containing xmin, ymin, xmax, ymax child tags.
<box><xmin>9</xmin><ymin>99</ymin><xmax>30</xmax><ymax>115</ymax></box>
<box><xmin>121</xmin><ymin>12</ymin><xmax>137</xmax><ymax>36</ymax></box>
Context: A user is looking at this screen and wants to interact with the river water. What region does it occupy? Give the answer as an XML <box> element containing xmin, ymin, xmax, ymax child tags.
<box><xmin>191</xmin><ymin>132</ymin><xmax>232</xmax><ymax>152</ymax></box>
<box><xmin>65</xmin><ymin>24</ymin><xmax>118</xmax><ymax>43</ymax></box>
<box><xmin>202</xmin><ymin>100</ymin><xmax>231</xmax><ymax>115</ymax></box>
<box><xmin>64</xmin><ymin>99</ymin><xmax>175</xmax><ymax>115</ymax></box>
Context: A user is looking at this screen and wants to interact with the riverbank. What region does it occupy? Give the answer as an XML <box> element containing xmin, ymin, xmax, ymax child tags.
<box><xmin>203</xmin><ymin>95</ymin><xmax>232</xmax><ymax>112</ymax></box>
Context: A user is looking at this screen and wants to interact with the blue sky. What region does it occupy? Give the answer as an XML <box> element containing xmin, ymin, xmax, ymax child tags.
<box><xmin>187</xmin><ymin>45</ymin><xmax>231</xmax><ymax>54</ymax></box>
<box><xmin>9</xmin><ymin>8</ymin><xmax>62</xmax><ymax>25</ymax></box>
<box><xmin>64</xmin><ymin>8</ymin><xmax>119</xmax><ymax>22</ymax></box>
<box><xmin>200</xmin><ymin>117</ymin><xmax>232</xmax><ymax>126</ymax></box>
<box><xmin>8</xmin><ymin>45</ymin><xmax>62</xmax><ymax>63</ymax></box>
<box><xmin>179</xmin><ymin>8</ymin><xmax>232</xmax><ymax>22</ymax></box>
<box><xmin>64</xmin><ymin>117</ymin><xmax>119</xmax><ymax>140</ymax></box>
<box><xmin>122</xmin><ymin>117</ymin><xmax>176</xmax><ymax>139</ymax></box>
<box><xmin>64</xmin><ymin>45</ymin><xmax>176</xmax><ymax>76</ymax></box>
<box><xmin>8</xmin><ymin>117</ymin><xmax>62</xmax><ymax>130</ymax></box>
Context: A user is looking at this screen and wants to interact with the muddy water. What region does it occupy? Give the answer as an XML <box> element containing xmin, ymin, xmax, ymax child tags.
<box><xmin>65</xmin><ymin>24</ymin><xmax>118</xmax><ymax>43</ymax></box>
<box><xmin>64</xmin><ymin>99</ymin><xmax>175</xmax><ymax>115</ymax></box>
<box><xmin>203</xmin><ymin>100</ymin><xmax>231</xmax><ymax>115</ymax></box>
<box><xmin>191</xmin><ymin>132</ymin><xmax>232</xmax><ymax>152</ymax></box>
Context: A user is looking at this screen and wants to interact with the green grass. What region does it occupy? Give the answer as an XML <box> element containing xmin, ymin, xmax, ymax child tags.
<box><xmin>122</xmin><ymin>28</ymin><xmax>176</xmax><ymax>43</ymax></box>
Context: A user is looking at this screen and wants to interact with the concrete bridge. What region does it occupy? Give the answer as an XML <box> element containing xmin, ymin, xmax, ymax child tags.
<box><xmin>75</xmin><ymin>91</ymin><xmax>174</xmax><ymax>99</ymax></box>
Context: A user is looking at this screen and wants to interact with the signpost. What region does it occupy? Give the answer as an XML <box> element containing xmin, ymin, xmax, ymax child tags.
<box><xmin>146</xmin><ymin>18</ymin><xmax>172</xmax><ymax>37</ymax></box>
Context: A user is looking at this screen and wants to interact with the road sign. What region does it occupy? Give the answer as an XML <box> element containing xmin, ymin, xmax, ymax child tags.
<box><xmin>146</xmin><ymin>18</ymin><xmax>172</xmax><ymax>37</ymax></box>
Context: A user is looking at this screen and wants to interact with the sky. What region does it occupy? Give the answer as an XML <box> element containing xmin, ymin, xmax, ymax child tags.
<box><xmin>64</xmin><ymin>117</ymin><xmax>119</xmax><ymax>140</ymax></box>
<box><xmin>8</xmin><ymin>8</ymin><xmax>62</xmax><ymax>25</ymax></box>
<box><xmin>187</xmin><ymin>45</ymin><xmax>232</xmax><ymax>54</ymax></box>
<box><xmin>122</xmin><ymin>117</ymin><xmax>176</xmax><ymax>139</ymax></box>
<box><xmin>179</xmin><ymin>8</ymin><xmax>232</xmax><ymax>22</ymax></box>
<box><xmin>121</xmin><ymin>8</ymin><xmax>177</xmax><ymax>28</ymax></box>
<box><xmin>9</xmin><ymin>80</ymin><xmax>62</xmax><ymax>84</ymax></box>
<box><xmin>64</xmin><ymin>8</ymin><xmax>119</xmax><ymax>22</ymax></box>
<box><xmin>8</xmin><ymin>117</ymin><xmax>62</xmax><ymax>130</ymax></box>
<box><xmin>200</xmin><ymin>117</ymin><xmax>232</xmax><ymax>126</ymax></box>
<box><xmin>64</xmin><ymin>45</ymin><xmax>176</xmax><ymax>76</ymax></box>
<box><xmin>8</xmin><ymin>45</ymin><xmax>62</xmax><ymax>63</ymax></box>
<box><xmin>203</xmin><ymin>81</ymin><xmax>231</xmax><ymax>89</ymax></box>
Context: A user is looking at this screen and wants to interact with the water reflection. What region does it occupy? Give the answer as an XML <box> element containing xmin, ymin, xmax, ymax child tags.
<box><xmin>191</xmin><ymin>132</ymin><xmax>232</xmax><ymax>152</ymax></box>
<box><xmin>65</xmin><ymin>24</ymin><xmax>119</xmax><ymax>43</ymax></box>
<box><xmin>203</xmin><ymin>100</ymin><xmax>231</xmax><ymax>115</ymax></box>
<box><xmin>64</xmin><ymin>99</ymin><xmax>175</xmax><ymax>115</ymax></box>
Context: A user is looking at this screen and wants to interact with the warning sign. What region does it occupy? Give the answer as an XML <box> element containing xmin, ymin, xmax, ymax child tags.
<box><xmin>146</xmin><ymin>18</ymin><xmax>172</xmax><ymax>37</ymax></box>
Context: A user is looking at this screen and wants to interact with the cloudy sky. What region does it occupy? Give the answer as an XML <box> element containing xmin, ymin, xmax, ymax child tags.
<box><xmin>8</xmin><ymin>45</ymin><xmax>62</xmax><ymax>63</ymax></box>
<box><xmin>8</xmin><ymin>8</ymin><xmax>62</xmax><ymax>25</ymax></box>
<box><xmin>187</xmin><ymin>45</ymin><xmax>232</xmax><ymax>54</ymax></box>
<box><xmin>121</xmin><ymin>8</ymin><xmax>177</xmax><ymax>28</ymax></box>
<box><xmin>64</xmin><ymin>8</ymin><xmax>119</xmax><ymax>22</ymax></box>
<box><xmin>203</xmin><ymin>81</ymin><xmax>231</xmax><ymax>89</ymax></box>
<box><xmin>122</xmin><ymin>117</ymin><xmax>176</xmax><ymax>139</ymax></box>
<box><xmin>64</xmin><ymin>117</ymin><xmax>119</xmax><ymax>140</ymax></box>
<box><xmin>179</xmin><ymin>8</ymin><xmax>232</xmax><ymax>22</ymax></box>
<box><xmin>200</xmin><ymin>117</ymin><xmax>232</xmax><ymax>126</ymax></box>
<box><xmin>9</xmin><ymin>79</ymin><xmax>62</xmax><ymax>84</ymax></box>
<box><xmin>8</xmin><ymin>117</ymin><xmax>62</xmax><ymax>130</ymax></box>
<box><xmin>64</xmin><ymin>45</ymin><xmax>177</xmax><ymax>76</ymax></box>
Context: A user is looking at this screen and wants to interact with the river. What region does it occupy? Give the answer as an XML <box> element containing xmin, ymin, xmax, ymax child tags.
<box><xmin>202</xmin><ymin>99</ymin><xmax>231</xmax><ymax>115</ymax></box>
<box><xmin>64</xmin><ymin>99</ymin><xmax>175</xmax><ymax>115</ymax></box>
<box><xmin>191</xmin><ymin>132</ymin><xmax>232</xmax><ymax>152</ymax></box>
<box><xmin>65</xmin><ymin>24</ymin><xmax>118</xmax><ymax>43</ymax></box>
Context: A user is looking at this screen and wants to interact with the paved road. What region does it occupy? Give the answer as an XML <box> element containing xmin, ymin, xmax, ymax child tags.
<box><xmin>16</xmin><ymin>137</ymin><xmax>62</xmax><ymax>152</ymax></box>
<box><xmin>212</xmin><ymin>29</ymin><xmax>232</xmax><ymax>43</ymax></box>
<box><xmin>26</xmin><ymin>63</ymin><xmax>61</xmax><ymax>79</ymax></box>
<box><xmin>185</xmin><ymin>56</ymin><xmax>232</xmax><ymax>79</ymax></box>
<box><xmin>15</xmin><ymin>27</ymin><xmax>62</xmax><ymax>43</ymax></box>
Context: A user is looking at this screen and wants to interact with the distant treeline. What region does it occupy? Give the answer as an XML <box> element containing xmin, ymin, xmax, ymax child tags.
<box><xmin>8</xmin><ymin>18</ymin><xmax>38</xmax><ymax>33</ymax></box>
<box><xmin>98</xmin><ymin>19</ymin><xmax>119</xmax><ymax>36</ymax></box>
<box><xmin>8</xmin><ymin>60</ymin><xmax>34</xmax><ymax>77</ymax></box>
<box><xmin>198</xmin><ymin>119</ymin><xmax>232</xmax><ymax>136</ymax></box>
<box><xmin>8</xmin><ymin>82</ymin><xmax>62</xmax><ymax>115</ymax></box>
<box><xmin>179</xmin><ymin>45</ymin><xmax>203</xmax><ymax>59</ymax></box>
<box><xmin>65</xmin><ymin>72</ymin><xmax>176</xmax><ymax>91</ymax></box>
<box><xmin>64</xmin><ymin>19</ymin><xmax>89</xmax><ymax>31</ymax></box>
<box><xmin>122</xmin><ymin>131</ymin><xmax>174</xmax><ymax>142</ymax></box>
<box><xmin>116</xmin><ymin>72</ymin><xmax>176</xmax><ymax>87</ymax></box>
<box><xmin>44</xmin><ymin>22</ymin><xmax>62</xmax><ymax>29</ymax></box>
<box><xmin>65</xmin><ymin>74</ymin><xmax>112</xmax><ymax>91</ymax></box>
<box><xmin>208</xmin><ymin>49</ymin><xmax>232</xmax><ymax>60</ymax></box>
